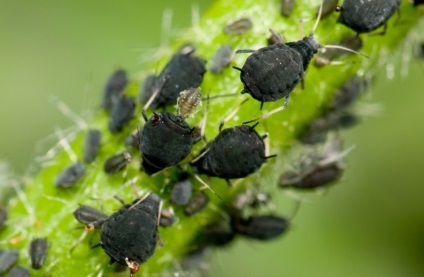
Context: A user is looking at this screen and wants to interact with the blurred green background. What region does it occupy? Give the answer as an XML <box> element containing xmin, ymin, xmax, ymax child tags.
<box><xmin>1</xmin><ymin>1</ymin><xmax>423</xmax><ymax>276</ymax></box>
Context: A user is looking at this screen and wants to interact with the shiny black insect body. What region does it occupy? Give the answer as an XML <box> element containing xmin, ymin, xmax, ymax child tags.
<box><xmin>54</xmin><ymin>163</ymin><xmax>86</xmax><ymax>188</ymax></box>
<box><xmin>140</xmin><ymin>112</ymin><xmax>201</xmax><ymax>175</ymax></box>
<box><xmin>0</xmin><ymin>249</ymin><xmax>19</xmax><ymax>274</ymax></box>
<box><xmin>7</xmin><ymin>266</ymin><xmax>30</xmax><ymax>277</ymax></box>
<box><xmin>223</xmin><ymin>18</ymin><xmax>253</xmax><ymax>35</ymax></box>
<box><xmin>104</xmin><ymin>152</ymin><xmax>131</xmax><ymax>174</ymax></box>
<box><xmin>191</xmin><ymin>125</ymin><xmax>273</xmax><ymax>181</ymax></box>
<box><xmin>210</xmin><ymin>44</ymin><xmax>233</xmax><ymax>74</ymax></box>
<box><xmin>83</xmin><ymin>129</ymin><xmax>101</xmax><ymax>163</ymax></box>
<box><xmin>233</xmin><ymin>215</ymin><xmax>288</xmax><ymax>240</ymax></box>
<box><xmin>142</xmin><ymin>45</ymin><xmax>206</xmax><ymax>109</ymax></box>
<box><xmin>99</xmin><ymin>193</ymin><xmax>160</xmax><ymax>276</ymax></box>
<box><xmin>73</xmin><ymin>205</ymin><xmax>108</xmax><ymax>226</ymax></box>
<box><xmin>234</xmin><ymin>34</ymin><xmax>320</xmax><ymax>108</ymax></box>
<box><xmin>103</xmin><ymin>69</ymin><xmax>128</xmax><ymax>111</ymax></box>
<box><xmin>109</xmin><ymin>95</ymin><xmax>136</xmax><ymax>133</ymax></box>
<box><xmin>336</xmin><ymin>0</ymin><xmax>401</xmax><ymax>34</ymax></box>
<box><xmin>29</xmin><ymin>238</ymin><xmax>48</xmax><ymax>269</ymax></box>
<box><xmin>184</xmin><ymin>192</ymin><xmax>209</xmax><ymax>216</ymax></box>
<box><xmin>171</xmin><ymin>173</ymin><xmax>192</xmax><ymax>206</ymax></box>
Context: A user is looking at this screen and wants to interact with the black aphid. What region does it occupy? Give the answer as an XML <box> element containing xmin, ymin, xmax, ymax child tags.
<box><xmin>125</xmin><ymin>130</ymin><xmax>140</xmax><ymax>149</ymax></box>
<box><xmin>109</xmin><ymin>95</ymin><xmax>136</xmax><ymax>133</ymax></box>
<box><xmin>281</xmin><ymin>138</ymin><xmax>346</xmax><ymax>189</ymax></box>
<box><xmin>233</xmin><ymin>215</ymin><xmax>288</xmax><ymax>240</ymax></box>
<box><xmin>171</xmin><ymin>172</ymin><xmax>192</xmax><ymax>206</ymax></box>
<box><xmin>317</xmin><ymin>0</ymin><xmax>338</xmax><ymax>19</ymax></box>
<box><xmin>191</xmin><ymin>125</ymin><xmax>274</xmax><ymax>182</ymax></box>
<box><xmin>314</xmin><ymin>35</ymin><xmax>363</xmax><ymax>67</ymax></box>
<box><xmin>280</xmin><ymin>0</ymin><xmax>296</xmax><ymax>17</ymax></box>
<box><xmin>142</xmin><ymin>45</ymin><xmax>206</xmax><ymax>109</ymax></box>
<box><xmin>138</xmin><ymin>74</ymin><xmax>157</xmax><ymax>106</ymax></box>
<box><xmin>0</xmin><ymin>207</ymin><xmax>7</xmax><ymax>229</ymax></box>
<box><xmin>0</xmin><ymin>249</ymin><xmax>19</xmax><ymax>274</ymax></box>
<box><xmin>99</xmin><ymin>193</ymin><xmax>160</xmax><ymax>276</ymax></box>
<box><xmin>223</xmin><ymin>18</ymin><xmax>253</xmax><ymax>35</ymax></box>
<box><xmin>103</xmin><ymin>69</ymin><xmax>128</xmax><ymax>111</ymax></box>
<box><xmin>140</xmin><ymin>112</ymin><xmax>201</xmax><ymax>175</ymax></box>
<box><xmin>234</xmin><ymin>3</ymin><xmax>364</xmax><ymax>109</ymax></box>
<box><xmin>176</xmin><ymin>87</ymin><xmax>202</xmax><ymax>118</ymax></box>
<box><xmin>210</xmin><ymin>44</ymin><xmax>234</xmax><ymax>74</ymax></box>
<box><xmin>54</xmin><ymin>163</ymin><xmax>86</xmax><ymax>188</ymax></box>
<box><xmin>233</xmin><ymin>34</ymin><xmax>321</xmax><ymax>108</ymax></box>
<box><xmin>83</xmin><ymin>129</ymin><xmax>102</xmax><ymax>163</ymax></box>
<box><xmin>159</xmin><ymin>208</ymin><xmax>177</xmax><ymax>227</ymax></box>
<box><xmin>29</xmin><ymin>238</ymin><xmax>48</xmax><ymax>269</ymax></box>
<box><xmin>329</xmin><ymin>77</ymin><xmax>363</xmax><ymax>111</ymax></box>
<box><xmin>184</xmin><ymin>191</ymin><xmax>209</xmax><ymax>216</ymax></box>
<box><xmin>6</xmin><ymin>266</ymin><xmax>30</xmax><ymax>277</ymax></box>
<box><xmin>336</xmin><ymin>0</ymin><xmax>401</xmax><ymax>34</ymax></box>
<box><xmin>198</xmin><ymin>221</ymin><xmax>236</xmax><ymax>247</ymax></box>
<box><xmin>104</xmin><ymin>152</ymin><xmax>132</xmax><ymax>174</ymax></box>
<box><xmin>73</xmin><ymin>205</ymin><xmax>108</xmax><ymax>226</ymax></box>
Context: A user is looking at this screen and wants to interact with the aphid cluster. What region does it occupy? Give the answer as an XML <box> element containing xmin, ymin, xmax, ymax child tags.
<box><xmin>4</xmin><ymin>0</ymin><xmax>407</xmax><ymax>275</ymax></box>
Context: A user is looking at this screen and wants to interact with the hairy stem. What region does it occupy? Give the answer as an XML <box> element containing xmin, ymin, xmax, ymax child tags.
<box><xmin>1</xmin><ymin>0</ymin><xmax>423</xmax><ymax>276</ymax></box>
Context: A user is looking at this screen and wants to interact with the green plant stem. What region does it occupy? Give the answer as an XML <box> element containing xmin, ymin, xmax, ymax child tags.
<box><xmin>1</xmin><ymin>0</ymin><xmax>423</xmax><ymax>276</ymax></box>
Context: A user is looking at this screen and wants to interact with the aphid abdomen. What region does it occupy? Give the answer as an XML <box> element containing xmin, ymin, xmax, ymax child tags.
<box><xmin>338</xmin><ymin>0</ymin><xmax>400</xmax><ymax>33</ymax></box>
<box><xmin>241</xmin><ymin>44</ymin><xmax>303</xmax><ymax>102</ymax></box>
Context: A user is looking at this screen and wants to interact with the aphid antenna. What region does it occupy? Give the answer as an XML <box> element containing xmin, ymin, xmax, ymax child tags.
<box><xmin>219</xmin><ymin>98</ymin><xmax>249</xmax><ymax>131</ymax></box>
<box><xmin>201</xmin><ymin>92</ymin><xmax>238</xmax><ymax>101</ymax></box>
<box><xmin>199</xmin><ymin>94</ymin><xmax>210</xmax><ymax>138</ymax></box>
<box><xmin>50</xmin><ymin>96</ymin><xmax>88</xmax><ymax>130</ymax></box>
<box><xmin>242</xmin><ymin>104</ymin><xmax>287</xmax><ymax>125</ymax></box>
<box><xmin>142</xmin><ymin>72</ymin><xmax>170</xmax><ymax>119</ymax></box>
<box><xmin>311</xmin><ymin>0</ymin><xmax>324</xmax><ymax>34</ymax></box>
<box><xmin>54</xmin><ymin>128</ymin><xmax>78</xmax><ymax>163</ymax></box>
<box><xmin>319</xmin><ymin>144</ymin><xmax>356</xmax><ymax>167</ymax></box>
<box><xmin>129</xmin><ymin>192</ymin><xmax>153</xmax><ymax>210</ymax></box>
<box><xmin>193</xmin><ymin>174</ymin><xmax>226</xmax><ymax>204</ymax></box>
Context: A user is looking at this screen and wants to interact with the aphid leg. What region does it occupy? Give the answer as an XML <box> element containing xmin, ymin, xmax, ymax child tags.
<box><xmin>284</xmin><ymin>96</ymin><xmax>290</xmax><ymax>108</ymax></box>
<box><xmin>260</xmin><ymin>101</ymin><xmax>264</xmax><ymax>110</ymax></box>
<box><xmin>69</xmin><ymin>219</ymin><xmax>106</xmax><ymax>253</ymax></box>
<box><xmin>243</xmin><ymin>104</ymin><xmax>287</xmax><ymax>124</ymax></box>
<box><xmin>219</xmin><ymin>98</ymin><xmax>248</xmax><ymax>131</ymax></box>
<box><xmin>225</xmin><ymin>179</ymin><xmax>232</xmax><ymax>187</ymax></box>
<box><xmin>235</xmin><ymin>49</ymin><xmax>256</xmax><ymax>54</ymax></box>
<box><xmin>194</xmin><ymin>174</ymin><xmax>225</xmax><ymax>202</ymax></box>
<box><xmin>113</xmin><ymin>195</ymin><xmax>127</xmax><ymax>206</ymax></box>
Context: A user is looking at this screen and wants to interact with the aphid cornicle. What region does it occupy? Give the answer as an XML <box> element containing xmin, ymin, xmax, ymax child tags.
<box><xmin>54</xmin><ymin>163</ymin><xmax>86</xmax><ymax>188</ymax></box>
<box><xmin>232</xmin><ymin>214</ymin><xmax>288</xmax><ymax>241</ymax></box>
<box><xmin>109</xmin><ymin>95</ymin><xmax>136</xmax><ymax>134</ymax></box>
<box><xmin>99</xmin><ymin>193</ymin><xmax>160</xmax><ymax>276</ymax></box>
<box><xmin>0</xmin><ymin>249</ymin><xmax>19</xmax><ymax>274</ymax></box>
<box><xmin>103</xmin><ymin>69</ymin><xmax>128</xmax><ymax>111</ymax></box>
<box><xmin>336</xmin><ymin>0</ymin><xmax>401</xmax><ymax>34</ymax></box>
<box><xmin>191</xmin><ymin>125</ymin><xmax>274</xmax><ymax>182</ymax></box>
<box><xmin>142</xmin><ymin>45</ymin><xmax>206</xmax><ymax>109</ymax></box>
<box><xmin>29</xmin><ymin>238</ymin><xmax>48</xmax><ymax>270</ymax></box>
<box><xmin>83</xmin><ymin>129</ymin><xmax>101</xmax><ymax>163</ymax></box>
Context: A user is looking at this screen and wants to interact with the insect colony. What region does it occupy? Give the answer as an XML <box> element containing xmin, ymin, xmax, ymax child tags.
<box><xmin>0</xmin><ymin>0</ymin><xmax>416</xmax><ymax>276</ymax></box>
